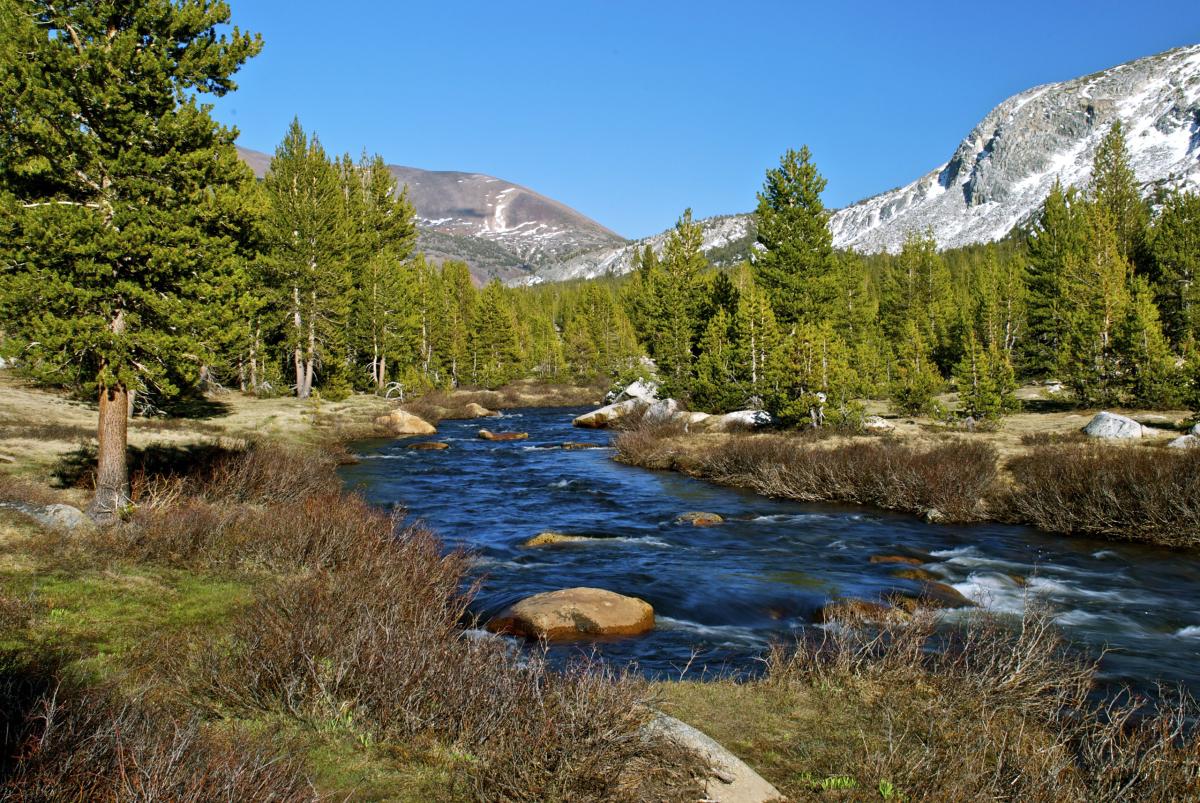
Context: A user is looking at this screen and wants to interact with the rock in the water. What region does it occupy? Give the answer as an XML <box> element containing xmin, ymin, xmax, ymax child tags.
<box><xmin>1168</xmin><ymin>434</ymin><xmax>1199</xmax><ymax>449</ymax></box>
<box><xmin>891</xmin><ymin>581</ymin><xmax>976</xmax><ymax>611</ymax></box>
<box><xmin>572</xmin><ymin>398</ymin><xmax>646</xmax><ymax>428</ymax></box>
<box><xmin>676</xmin><ymin>511</ymin><xmax>724</xmax><ymax>527</ymax></box>
<box><xmin>869</xmin><ymin>554</ymin><xmax>924</xmax><ymax>566</ymax></box>
<box><xmin>478</xmin><ymin>429</ymin><xmax>528</xmax><ymax>441</ymax></box>
<box><xmin>407</xmin><ymin>441</ymin><xmax>450</xmax><ymax>450</ymax></box>
<box><xmin>863</xmin><ymin>415</ymin><xmax>895</xmax><ymax>433</ymax></box>
<box><xmin>521</xmin><ymin>531</ymin><xmax>595</xmax><ymax>547</ymax></box>
<box><xmin>487</xmin><ymin>587</ymin><xmax>654</xmax><ymax>640</ymax></box>
<box><xmin>644</xmin><ymin>714</ymin><xmax>784</xmax><ymax>803</ymax></box>
<box><xmin>1082</xmin><ymin>411</ymin><xmax>1146</xmax><ymax>439</ymax></box>
<box><xmin>891</xmin><ymin>567</ymin><xmax>939</xmax><ymax>582</ymax></box>
<box><xmin>374</xmin><ymin>410</ymin><xmax>437</xmax><ymax>436</ymax></box>
<box><xmin>561</xmin><ymin>441</ymin><xmax>604</xmax><ymax>450</ymax></box>
<box><xmin>461</xmin><ymin>402</ymin><xmax>499</xmax><ymax>418</ymax></box>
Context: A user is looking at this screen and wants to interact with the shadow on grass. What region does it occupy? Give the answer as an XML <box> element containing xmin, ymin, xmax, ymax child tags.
<box><xmin>52</xmin><ymin>442</ymin><xmax>244</xmax><ymax>492</ymax></box>
<box><xmin>0</xmin><ymin>649</ymin><xmax>63</xmax><ymax>780</ymax></box>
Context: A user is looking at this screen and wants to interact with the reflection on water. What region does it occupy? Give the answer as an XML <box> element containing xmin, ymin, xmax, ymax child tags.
<box><xmin>341</xmin><ymin>407</ymin><xmax>1200</xmax><ymax>688</ymax></box>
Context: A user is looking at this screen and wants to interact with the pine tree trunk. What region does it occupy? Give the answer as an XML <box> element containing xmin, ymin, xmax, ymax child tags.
<box><xmin>293</xmin><ymin>286</ymin><xmax>306</xmax><ymax>398</ymax></box>
<box><xmin>250</xmin><ymin>325</ymin><xmax>260</xmax><ymax>393</ymax></box>
<box><xmin>304</xmin><ymin>299</ymin><xmax>316</xmax><ymax>397</ymax></box>
<box><xmin>88</xmin><ymin>382</ymin><xmax>130</xmax><ymax>522</ymax></box>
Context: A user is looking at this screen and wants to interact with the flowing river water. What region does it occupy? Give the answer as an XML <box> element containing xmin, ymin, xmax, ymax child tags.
<box><xmin>341</xmin><ymin>406</ymin><xmax>1200</xmax><ymax>691</ymax></box>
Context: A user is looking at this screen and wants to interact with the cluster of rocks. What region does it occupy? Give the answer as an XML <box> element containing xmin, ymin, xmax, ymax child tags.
<box><xmin>1082</xmin><ymin>411</ymin><xmax>1199</xmax><ymax>448</ymax></box>
<box><xmin>573</xmin><ymin>379</ymin><xmax>772</xmax><ymax>433</ymax></box>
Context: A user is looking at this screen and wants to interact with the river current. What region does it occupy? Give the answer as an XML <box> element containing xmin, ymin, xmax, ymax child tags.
<box><xmin>341</xmin><ymin>407</ymin><xmax>1200</xmax><ymax>690</ymax></box>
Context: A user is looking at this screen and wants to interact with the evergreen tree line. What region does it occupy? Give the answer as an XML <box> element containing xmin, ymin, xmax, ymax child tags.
<box><xmin>618</xmin><ymin>124</ymin><xmax>1200</xmax><ymax>424</ymax></box>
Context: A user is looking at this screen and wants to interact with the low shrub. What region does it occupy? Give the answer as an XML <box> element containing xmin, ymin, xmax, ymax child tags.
<box><xmin>617</xmin><ymin>427</ymin><xmax>999</xmax><ymax>522</ymax></box>
<box><xmin>1005</xmin><ymin>443</ymin><xmax>1200</xmax><ymax>547</ymax></box>
<box><xmin>0</xmin><ymin>654</ymin><xmax>316</xmax><ymax>801</ymax></box>
<box><xmin>761</xmin><ymin>609</ymin><xmax>1200</xmax><ymax>801</ymax></box>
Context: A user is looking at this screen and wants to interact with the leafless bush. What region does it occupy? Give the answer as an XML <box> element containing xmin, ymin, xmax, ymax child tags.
<box><xmin>617</xmin><ymin>429</ymin><xmax>999</xmax><ymax>522</ymax></box>
<box><xmin>766</xmin><ymin>608</ymin><xmax>1200</xmax><ymax>801</ymax></box>
<box><xmin>0</xmin><ymin>661</ymin><xmax>316</xmax><ymax>802</ymax></box>
<box><xmin>1005</xmin><ymin>444</ymin><xmax>1200</xmax><ymax>546</ymax></box>
<box><xmin>187</xmin><ymin>527</ymin><xmax>704</xmax><ymax>800</ymax></box>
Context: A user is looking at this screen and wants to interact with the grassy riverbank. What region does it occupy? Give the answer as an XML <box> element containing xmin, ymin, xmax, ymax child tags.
<box><xmin>1</xmin><ymin>374</ymin><xmax>1197</xmax><ymax>800</ymax></box>
<box><xmin>614</xmin><ymin>401</ymin><xmax>1200</xmax><ymax>548</ymax></box>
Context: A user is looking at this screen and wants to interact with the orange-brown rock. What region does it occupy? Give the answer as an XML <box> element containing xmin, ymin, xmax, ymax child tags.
<box><xmin>521</xmin><ymin>532</ymin><xmax>594</xmax><ymax>547</ymax></box>
<box><xmin>869</xmin><ymin>554</ymin><xmax>924</xmax><ymax>566</ymax></box>
<box><xmin>889</xmin><ymin>581</ymin><xmax>976</xmax><ymax>612</ymax></box>
<box><xmin>814</xmin><ymin>598</ymin><xmax>909</xmax><ymax>625</ymax></box>
<box><xmin>891</xmin><ymin>567</ymin><xmax>938</xmax><ymax>582</ymax></box>
<box><xmin>461</xmin><ymin>402</ymin><xmax>499</xmax><ymax>418</ymax></box>
<box><xmin>487</xmin><ymin>587</ymin><xmax>654</xmax><ymax>640</ymax></box>
<box><xmin>676</xmin><ymin>511</ymin><xmax>724</xmax><ymax>527</ymax></box>
<box><xmin>406</xmin><ymin>441</ymin><xmax>450</xmax><ymax>450</ymax></box>
<box><xmin>373</xmin><ymin>410</ymin><xmax>437</xmax><ymax>436</ymax></box>
<box><xmin>478</xmin><ymin>429</ymin><xmax>528</xmax><ymax>441</ymax></box>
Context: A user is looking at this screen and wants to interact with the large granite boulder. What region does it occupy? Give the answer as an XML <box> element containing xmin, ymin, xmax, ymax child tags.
<box><xmin>607</xmin><ymin>378</ymin><xmax>660</xmax><ymax>405</ymax></box>
<box><xmin>644</xmin><ymin>714</ymin><xmax>784</xmax><ymax>803</ymax></box>
<box><xmin>487</xmin><ymin>587</ymin><xmax>654</xmax><ymax>640</ymax></box>
<box><xmin>694</xmin><ymin>410</ymin><xmax>772</xmax><ymax>433</ymax></box>
<box><xmin>1168</xmin><ymin>434</ymin><xmax>1199</xmax><ymax>449</ymax></box>
<box><xmin>1082</xmin><ymin>411</ymin><xmax>1151</xmax><ymax>439</ymax></box>
<box><xmin>572</xmin><ymin>398</ymin><xmax>646</xmax><ymax>428</ymax></box>
<box><xmin>644</xmin><ymin>398</ymin><xmax>683</xmax><ymax>424</ymax></box>
<box><xmin>374</xmin><ymin>410</ymin><xmax>436</xmax><ymax>436</ymax></box>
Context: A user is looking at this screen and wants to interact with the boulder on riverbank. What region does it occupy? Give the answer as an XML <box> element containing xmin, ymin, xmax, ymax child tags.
<box><xmin>572</xmin><ymin>398</ymin><xmax>645</xmax><ymax>428</ymax></box>
<box><xmin>374</xmin><ymin>410</ymin><xmax>436</xmax><ymax>436</ymax></box>
<box><xmin>487</xmin><ymin>587</ymin><xmax>654</xmax><ymax>639</ymax></box>
<box><xmin>676</xmin><ymin>511</ymin><xmax>724</xmax><ymax>527</ymax></box>
<box><xmin>478</xmin><ymin>429</ymin><xmax>528</xmax><ymax>441</ymax></box>
<box><xmin>644</xmin><ymin>714</ymin><xmax>785</xmax><ymax>803</ymax></box>
<box><xmin>692</xmin><ymin>410</ymin><xmax>772</xmax><ymax>433</ymax></box>
<box><xmin>606</xmin><ymin>378</ymin><xmax>660</xmax><ymax>405</ymax></box>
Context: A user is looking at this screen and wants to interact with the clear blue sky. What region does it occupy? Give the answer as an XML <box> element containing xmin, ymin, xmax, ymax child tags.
<box><xmin>211</xmin><ymin>1</ymin><xmax>1199</xmax><ymax>239</ymax></box>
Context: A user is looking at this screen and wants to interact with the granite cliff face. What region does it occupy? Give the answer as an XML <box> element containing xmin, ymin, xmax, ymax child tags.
<box><xmin>830</xmin><ymin>44</ymin><xmax>1200</xmax><ymax>253</ymax></box>
<box><xmin>527</xmin><ymin>44</ymin><xmax>1200</xmax><ymax>283</ymax></box>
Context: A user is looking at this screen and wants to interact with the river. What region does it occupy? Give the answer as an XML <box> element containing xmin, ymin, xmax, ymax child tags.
<box><xmin>341</xmin><ymin>406</ymin><xmax>1200</xmax><ymax>690</ymax></box>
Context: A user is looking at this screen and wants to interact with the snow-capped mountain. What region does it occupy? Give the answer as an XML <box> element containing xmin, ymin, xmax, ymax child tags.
<box><xmin>236</xmin><ymin>148</ymin><xmax>624</xmax><ymax>283</ymax></box>
<box><xmin>829</xmin><ymin>44</ymin><xmax>1200</xmax><ymax>253</ymax></box>
<box><xmin>524</xmin><ymin>43</ymin><xmax>1200</xmax><ymax>283</ymax></box>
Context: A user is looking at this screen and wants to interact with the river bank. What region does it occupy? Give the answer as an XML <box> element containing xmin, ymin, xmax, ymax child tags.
<box><xmin>2</xmin><ymin>376</ymin><xmax>1198</xmax><ymax>800</ymax></box>
<box><xmin>612</xmin><ymin>413</ymin><xmax>1200</xmax><ymax>549</ymax></box>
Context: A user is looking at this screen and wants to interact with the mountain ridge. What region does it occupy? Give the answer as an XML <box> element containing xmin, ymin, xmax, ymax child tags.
<box><xmin>522</xmin><ymin>43</ymin><xmax>1200</xmax><ymax>284</ymax></box>
<box><xmin>235</xmin><ymin>146</ymin><xmax>625</xmax><ymax>283</ymax></box>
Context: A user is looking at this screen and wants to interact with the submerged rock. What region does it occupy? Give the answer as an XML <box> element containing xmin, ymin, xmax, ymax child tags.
<box><xmin>675</xmin><ymin>511</ymin><xmax>724</xmax><ymax>527</ymax></box>
<box><xmin>1082</xmin><ymin>411</ymin><xmax>1147</xmax><ymax>439</ymax></box>
<box><xmin>406</xmin><ymin>441</ymin><xmax>450</xmax><ymax>450</ymax></box>
<box><xmin>890</xmin><ymin>581</ymin><xmax>976</xmax><ymax>611</ymax></box>
<box><xmin>561</xmin><ymin>441</ymin><xmax>605</xmax><ymax>450</ymax></box>
<box><xmin>869</xmin><ymin>554</ymin><xmax>925</xmax><ymax>566</ymax></box>
<box><xmin>814</xmin><ymin>598</ymin><xmax>909</xmax><ymax>625</ymax></box>
<box><xmin>891</xmin><ymin>567</ymin><xmax>939</xmax><ymax>582</ymax></box>
<box><xmin>487</xmin><ymin>587</ymin><xmax>654</xmax><ymax>640</ymax></box>
<box><xmin>374</xmin><ymin>410</ymin><xmax>436</xmax><ymax>436</ymax></box>
<box><xmin>521</xmin><ymin>531</ymin><xmax>596</xmax><ymax>547</ymax></box>
<box><xmin>478</xmin><ymin>429</ymin><xmax>528</xmax><ymax>441</ymax></box>
<box><xmin>644</xmin><ymin>714</ymin><xmax>784</xmax><ymax>803</ymax></box>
